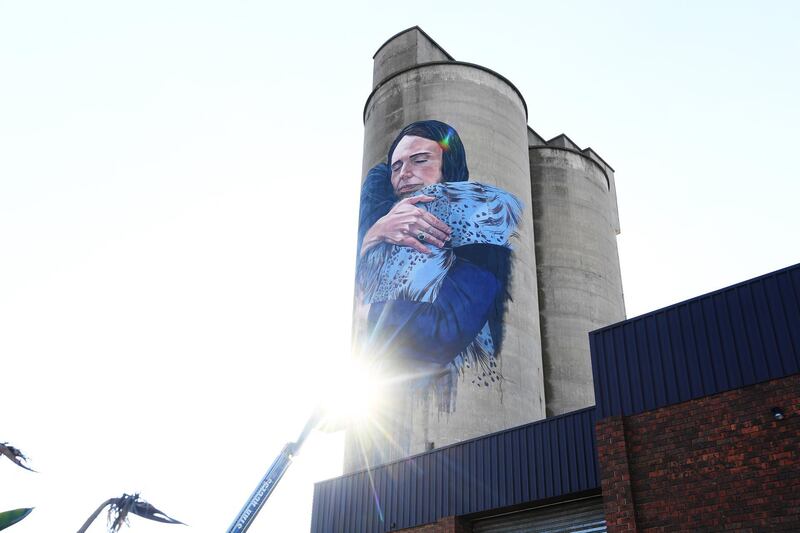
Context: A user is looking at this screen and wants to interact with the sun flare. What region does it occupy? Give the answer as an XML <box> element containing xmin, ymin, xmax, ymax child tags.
<box><xmin>311</xmin><ymin>358</ymin><xmax>384</xmax><ymax>430</ymax></box>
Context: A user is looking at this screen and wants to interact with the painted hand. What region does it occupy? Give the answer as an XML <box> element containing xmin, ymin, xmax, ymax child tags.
<box><xmin>360</xmin><ymin>195</ymin><xmax>452</xmax><ymax>255</ymax></box>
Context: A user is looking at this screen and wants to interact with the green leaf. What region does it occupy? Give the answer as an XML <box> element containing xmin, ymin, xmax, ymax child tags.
<box><xmin>0</xmin><ymin>508</ymin><xmax>33</xmax><ymax>530</ymax></box>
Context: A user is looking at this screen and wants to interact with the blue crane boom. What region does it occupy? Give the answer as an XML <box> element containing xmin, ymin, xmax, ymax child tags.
<box><xmin>226</xmin><ymin>410</ymin><xmax>321</xmax><ymax>532</ymax></box>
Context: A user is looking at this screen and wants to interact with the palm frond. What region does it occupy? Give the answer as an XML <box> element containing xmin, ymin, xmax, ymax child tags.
<box><xmin>78</xmin><ymin>493</ymin><xmax>184</xmax><ymax>532</ymax></box>
<box><xmin>108</xmin><ymin>494</ymin><xmax>184</xmax><ymax>531</ymax></box>
<box><xmin>108</xmin><ymin>495</ymin><xmax>134</xmax><ymax>532</ymax></box>
<box><xmin>0</xmin><ymin>508</ymin><xmax>33</xmax><ymax>531</ymax></box>
<box><xmin>127</xmin><ymin>497</ymin><xmax>184</xmax><ymax>525</ymax></box>
<box><xmin>0</xmin><ymin>443</ymin><xmax>35</xmax><ymax>472</ymax></box>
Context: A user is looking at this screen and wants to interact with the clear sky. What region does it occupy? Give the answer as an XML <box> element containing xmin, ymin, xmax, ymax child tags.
<box><xmin>1</xmin><ymin>1</ymin><xmax>798</xmax><ymax>531</ymax></box>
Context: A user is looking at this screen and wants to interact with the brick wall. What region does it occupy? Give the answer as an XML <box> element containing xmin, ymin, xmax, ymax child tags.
<box><xmin>596</xmin><ymin>416</ymin><xmax>638</xmax><ymax>532</ymax></box>
<box><xmin>597</xmin><ymin>373</ymin><xmax>800</xmax><ymax>532</ymax></box>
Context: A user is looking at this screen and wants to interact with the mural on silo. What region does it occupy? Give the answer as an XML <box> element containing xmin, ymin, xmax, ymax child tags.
<box><xmin>355</xmin><ymin>120</ymin><xmax>522</xmax><ymax>411</ymax></box>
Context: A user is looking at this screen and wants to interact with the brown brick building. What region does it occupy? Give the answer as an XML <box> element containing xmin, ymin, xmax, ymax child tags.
<box><xmin>598</xmin><ymin>374</ymin><xmax>799</xmax><ymax>532</ymax></box>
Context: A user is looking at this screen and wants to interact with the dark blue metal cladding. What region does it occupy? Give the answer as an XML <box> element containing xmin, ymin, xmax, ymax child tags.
<box><xmin>310</xmin><ymin>407</ymin><xmax>600</xmax><ymax>533</ymax></box>
<box><xmin>591</xmin><ymin>263</ymin><xmax>800</xmax><ymax>419</ymax></box>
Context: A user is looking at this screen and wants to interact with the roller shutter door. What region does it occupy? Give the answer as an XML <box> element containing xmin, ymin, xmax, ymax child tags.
<box><xmin>472</xmin><ymin>496</ymin><xmax>606</xmax><ymax>533</ymax></box>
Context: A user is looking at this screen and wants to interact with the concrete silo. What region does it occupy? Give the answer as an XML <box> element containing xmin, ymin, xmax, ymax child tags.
<box><xmin>528</xmin><ymin>131</ymin><xmax>626</xmax><ymax>416</ymax></box>
<box><xmin>345</xmin><ymin>27</ymin><xmax>626</xmax><ymax>472</ymax></box>
<box><xmin>345</xmin><ymin>27</ymin><xmax>546</xmax><ymax>473</ymax></box>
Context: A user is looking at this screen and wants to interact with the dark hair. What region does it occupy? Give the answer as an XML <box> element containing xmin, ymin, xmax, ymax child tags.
<box><xmin>386</xmin><ymin>120</ymin><xmax>469</xmax><ymax>182</ymax></box>
<box><xmin>357</xmin><ymin>121</ymin><xmax>469</xmax><ymax>255</ymax></box>
<box><xmin>357</xmin><ymin>162</ymin><xmax>394</xmax><ymax>254</ymax></box>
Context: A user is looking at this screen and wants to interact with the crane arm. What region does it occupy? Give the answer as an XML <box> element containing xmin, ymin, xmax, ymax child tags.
<box><xmin>226</xmin><ymin>410</ymin><xmax>321</xmax><ymax>533</ymax></box>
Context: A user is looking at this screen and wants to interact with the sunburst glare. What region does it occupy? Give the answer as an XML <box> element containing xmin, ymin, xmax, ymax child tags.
<box><xmin>313</xmin><ymin>358</ymin><xmax>384</xmax><ymax>430</ymax></box>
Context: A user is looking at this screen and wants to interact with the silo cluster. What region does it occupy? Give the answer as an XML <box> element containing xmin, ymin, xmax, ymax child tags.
<box><xmin>345</xmin><ymin>27</ymin><xmax>625</xmax><ymax>473</ymax></box>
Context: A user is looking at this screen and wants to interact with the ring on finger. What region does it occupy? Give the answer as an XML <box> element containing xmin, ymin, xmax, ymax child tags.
<box><xmin>417</xmin><ymin>232</ymin><xmax>426</xmax><ymax>242</ymax></box>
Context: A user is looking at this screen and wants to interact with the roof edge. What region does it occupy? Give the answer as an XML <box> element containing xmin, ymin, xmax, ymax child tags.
<box><xmin>364</xmin><ymin>60</ymin><xmax>528</xmax><ymax>122</ymax></box>
<box><xmin>548</xmin><ymin>133</ymin><xmax>582</xmax><ymax>150</ymax></box>
<box><xmin>582</xmin><ymin>147</ymin><xmax>615</xmax><ymax>173</ymax></box>
<box><xmin>590</xmin><ymin>261</ymin><xmax>800</xmax><ymax>336</ymax></box>
<box><xmin>527</xmin><ymin>126</ymin><xmax>546</xmax><ymax>145</ymax></box>
<box><xmin>529</xmin><ymin>144</ymin><xmax>610</xmax><ymax>190</ymax></box>
<box><xmin>372</xmin><ymin>26</ymin><xmax>455</xmax><ymax>61</ymax></box>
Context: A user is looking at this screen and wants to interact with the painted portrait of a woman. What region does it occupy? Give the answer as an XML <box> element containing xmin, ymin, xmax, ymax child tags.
<box><xmin>355</xmin><ymin>120</ymin><xmax>522</xmax><ymax>411</ymax></box>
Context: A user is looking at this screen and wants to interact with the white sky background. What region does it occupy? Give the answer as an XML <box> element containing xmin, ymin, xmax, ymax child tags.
<box><xmin>1</xmin><ymin>1</ymin><xmax>798</xmax><ymax>531</ymax></box>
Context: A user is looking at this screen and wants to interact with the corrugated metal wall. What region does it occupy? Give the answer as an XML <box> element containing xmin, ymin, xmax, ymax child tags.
<box><xmin>311</xmin><ymin>407</ymin><xmax>600</xmax><ymax>533</ymax></box>
<box><xmin>591</xmin><ymin>263</ymin><xmax>800</xmax><ymax>419</ymax></box>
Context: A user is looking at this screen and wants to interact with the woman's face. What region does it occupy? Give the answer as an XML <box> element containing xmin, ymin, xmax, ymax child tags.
<box><xmin>390</xmin><ymin>135</ymin><xmax>444</xmax><ymax>198</ymax></box>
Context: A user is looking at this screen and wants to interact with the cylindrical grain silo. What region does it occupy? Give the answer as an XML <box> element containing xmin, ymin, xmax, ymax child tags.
<box><xmin>529</xmin><ymin>134</ymin><xmax>626</xmax><ymax>416</ymax></box>
<box><xmin>344</xmin><ymin>27</ymin><xmax>546</xmax><ymax>473</ymax></box>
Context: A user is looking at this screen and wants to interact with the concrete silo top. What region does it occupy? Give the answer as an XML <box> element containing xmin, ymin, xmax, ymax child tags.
<box><xmin>366</xmin><ymin>26</ymin><xmax>528</xmax><ymax>123</ymax></box>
